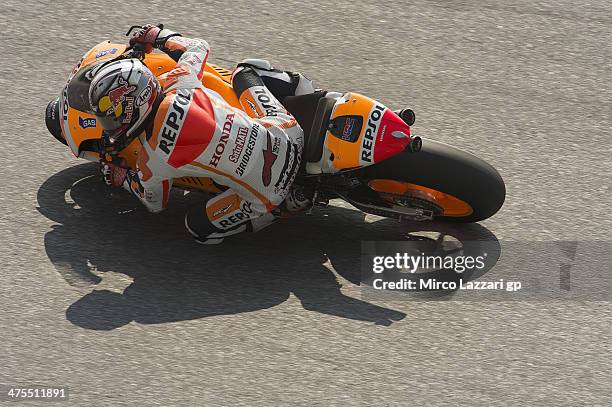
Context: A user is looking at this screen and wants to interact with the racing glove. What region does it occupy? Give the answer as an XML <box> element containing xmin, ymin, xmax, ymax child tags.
<box><xmin>128</xmin><ymin>24</ymin><xmax>181</xmax><ymax>53</ymax></box>
<box><xmin>101</xmin><ymin>162</ymin><xmax>129</xmax><ymax>187</ymax></box>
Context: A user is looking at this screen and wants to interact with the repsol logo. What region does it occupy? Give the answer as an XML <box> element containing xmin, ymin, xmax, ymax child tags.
<box><xmin>253</xmin><ymin>88</ymin><xmax>279</xmax><ymax>117</ymax></box>
<box><xmin>209</xmin><ymin>113</ymin><xmax>235</xmax><ymax>167</ymax></box>
<box><xmin>361</xmin><ymin>104</ymin><xmax>385</xmax><ymax>163</ymax></box>
<box><xmin>159</xmin><ymin>90</ymin><xmax>192</xmax><ymax>155</ymax></box>
<box><xmin>219</xmin><ymin>201</ymin><xmax>253</xmax><ymax>228</ymax></box>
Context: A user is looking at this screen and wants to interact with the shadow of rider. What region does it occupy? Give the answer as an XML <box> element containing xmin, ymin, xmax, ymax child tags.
<box><xmin>38</xmin><ymin>163</ymin><xmax>413</xmax><ymax>330</ymax></box>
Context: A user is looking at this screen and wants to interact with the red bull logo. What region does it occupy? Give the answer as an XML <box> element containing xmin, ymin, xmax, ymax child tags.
<box><xmin>108</xmin><ymin>78</ymin><xmax>135</xmax><ymax>108</ymax></box>
<box><xmin>98</xmin><ymin>77</ymin><xmax>136</xmax><ymax>118</ymax></box>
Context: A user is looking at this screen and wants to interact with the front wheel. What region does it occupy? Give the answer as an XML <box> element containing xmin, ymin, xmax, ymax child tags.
<box><xmin>360</xmin><ymin>139</ymin><xmax>506</xmax><ymax>222</ymax></box>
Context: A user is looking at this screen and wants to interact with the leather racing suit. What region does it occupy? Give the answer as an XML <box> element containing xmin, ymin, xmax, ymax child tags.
<box><xmin>122</xmin><ymin>36</ymin><xmax>305</xmax><ymax>244</ymax></box>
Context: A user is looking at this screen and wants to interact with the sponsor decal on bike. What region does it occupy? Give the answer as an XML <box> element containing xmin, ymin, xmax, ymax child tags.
<box><xmin>261</xmin><ymin>132</ymin><xmax>279</xmax><ymax>186</ymax></box>
<box><xmin>229</xmin><ymin>126</ymin><xmax>249</xmax><ymax>163</ymax></box>
<box><xmin>59</xmin><ymin>85</ymin><xmax>76</xmax><ymax>152</ymax></box>
<box><xmin>61</xmin><ymin>86</ymin><xmax>69</xmax><ymax>121</ymax></box>
<box><xmin>235</xmin><ymin>124</ymin><xmax>259</xmax><ymax>177</ymax></box>
<box><xmin>209</xmin><ymin>113</ymin><xmax>235</xmax><ymax>167</ymax></box>
<box><xmin>95</xmin><ymin>48</ymin><xmax>118</xmax><ymax>58</ymax></box>
<box><xmin>218</xmin><ymin>201</ymin><xmax>253</xmax><ymax>228</ymax></box>
<box><xmin>344</xmin><ymin>117</ymin><xmax>357</xmax><ymax>137</ymax></box>
<box><xmin>158</xmin><ymin>89</ymin><xmax>192</xmax><ymax>155</ymax></box>
<box><xmin>378</xmin><ymin>124</ymin><xmax>387</xmax><ymax>142</ymax></box>
<box><xmin>360</xmin><ymin>104</ymin><xmax>385</xmax><ymax>164</ymax></box>
<box><xmin>329</xmin><ymin>115</ymin><xmax>363</xmax><ymax>142</ymax></box>
<box><xmin>78</xmin><ymin>117</ymin><xmax>97</xmax><ymax>129</ymax></box>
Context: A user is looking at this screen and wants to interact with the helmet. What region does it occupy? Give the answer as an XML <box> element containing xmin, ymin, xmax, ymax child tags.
<box><xmin>88</xmin><ymin>59</ymin><xmax>160</xmax><ymax>151</ymax></box>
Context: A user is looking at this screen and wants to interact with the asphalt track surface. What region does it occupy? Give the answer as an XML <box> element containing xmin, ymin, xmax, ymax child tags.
<box><xmin>1</xmin><ymin>1</ymin><xmax>611</xmax><ymax>406</ymax></box>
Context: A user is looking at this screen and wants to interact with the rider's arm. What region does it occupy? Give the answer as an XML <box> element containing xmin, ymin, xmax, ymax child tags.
<box><xmin>157</xmin><ymin>33</ymin><xmax>210</xmax><ymax>83</ymax></box>
<box><xmin>121</xmin><ymin>151</ymin><xmax>173</xmax><ymax>214</ymax></box>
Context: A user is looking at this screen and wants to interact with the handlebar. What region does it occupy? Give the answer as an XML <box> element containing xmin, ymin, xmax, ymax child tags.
<box><xmin>120</xmin><ymin>23</ymin><xmax>165</xmax><ymax>60</ymax></box>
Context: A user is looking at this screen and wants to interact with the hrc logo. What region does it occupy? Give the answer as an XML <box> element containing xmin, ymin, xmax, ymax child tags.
<box><xmin>343</xmin><ymin>117</ymin><xmax>356</xmax><ymax>137</ymax></box>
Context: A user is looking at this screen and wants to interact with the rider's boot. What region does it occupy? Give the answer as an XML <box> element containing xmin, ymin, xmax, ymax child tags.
<box><xmin>274</xmin><ymin>185</ymin><xmax>315</xmax><ymax>218</ymax></box>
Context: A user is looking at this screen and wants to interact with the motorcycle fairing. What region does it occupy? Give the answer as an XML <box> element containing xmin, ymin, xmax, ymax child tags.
<box><xmin>306</xmin><ymin>93</ymin><xmax>412</xmax><ymax>174</ymax></box>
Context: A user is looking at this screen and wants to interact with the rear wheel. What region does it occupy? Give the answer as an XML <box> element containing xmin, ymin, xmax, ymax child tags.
<box><xmin>361</xmin><ymin>139</ymin><xmax>505</xmax><ymax>222</ymax></box>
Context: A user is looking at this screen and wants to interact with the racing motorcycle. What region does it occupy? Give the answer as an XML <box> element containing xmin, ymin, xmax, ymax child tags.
<box><xmin>46</xmin><ymin>35</ymin><xmax>505</xmax><ymax>224</ymax></box>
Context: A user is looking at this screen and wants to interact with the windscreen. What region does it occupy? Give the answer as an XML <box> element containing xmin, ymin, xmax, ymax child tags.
<box><xmin>66</xmin><ymin>61</ymin><xmax>105</xmax><ymax>113</ymax></box>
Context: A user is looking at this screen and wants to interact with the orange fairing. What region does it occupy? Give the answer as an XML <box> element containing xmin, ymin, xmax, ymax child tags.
<box><xmin>316</xmin><ymin>93</ymin><xmax>411</xmax><ymax>173</ymax></box>
<box><xmin>80</xmin><ymin>42</ymin><xmax>127</xmax><ymax>69</ymax></box>
<box><xmin>200</xmin><ymin>65</ymin><xmax>241</xmax><ymax>109</ymax></box>
<box><xmin>368</xmin><ymin>179</ymin><xmax>474</xmax><ymax>217</ymax></box>
<box><xmin>324</xmin><ymin>93</ymin><xmax>376</xmax><ymax>170</ymax></box>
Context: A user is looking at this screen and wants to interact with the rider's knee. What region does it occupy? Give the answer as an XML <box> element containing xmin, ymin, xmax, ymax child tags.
<box><xmin>236</xmin><ymin>59</ymin><xmax>315</xmax><ymax>99</ymax></box>
<box><xmin>238</xmin><ymin>58</ymin><xmax>275</xmax><ymax>71</ymax></box>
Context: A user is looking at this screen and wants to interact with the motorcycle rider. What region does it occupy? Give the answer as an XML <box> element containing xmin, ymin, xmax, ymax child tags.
<box><xmin>94</xmin><ymin>25</ymin><xmax>315</xmax><ymax>244</ymax></box>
